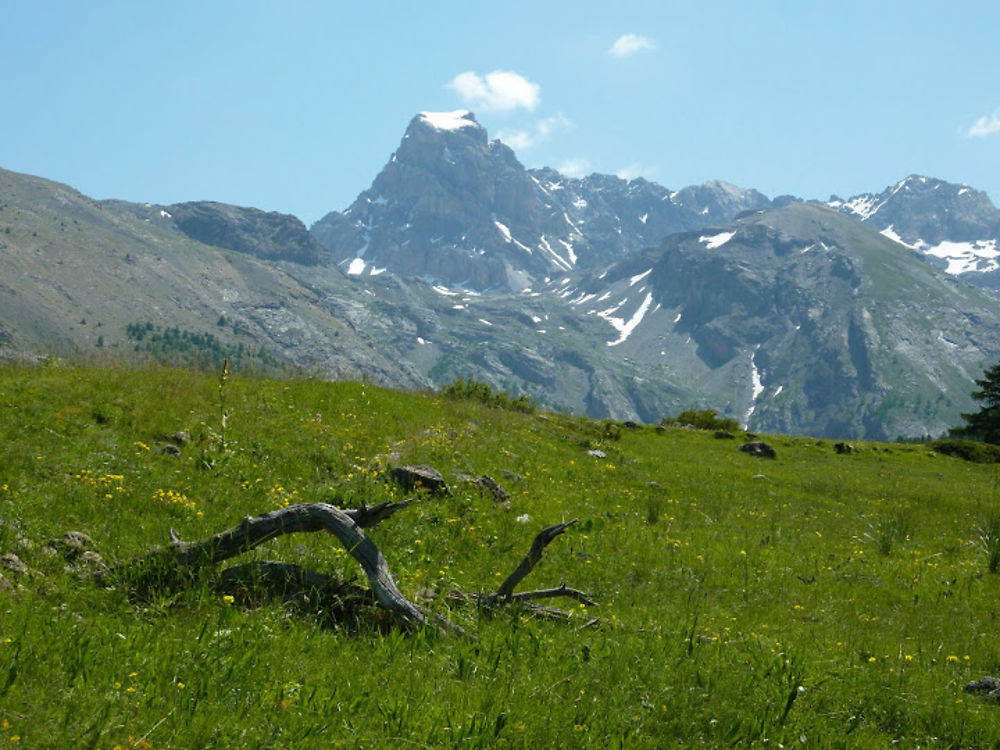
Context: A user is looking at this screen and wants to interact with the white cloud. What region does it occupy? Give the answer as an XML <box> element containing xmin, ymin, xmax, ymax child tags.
<box><xmin>965</xmin><ymin>108</ymin><xmax>1000</xmax><ymax>138</ymax></box>
<box><xmin>608</xmin><ymin>34</ymin><xmax>655</xmax><ymax>58</ymax></box>
<box><xmin>497</xmin><ymin>130</ymin><xmax>534</xmax><ymax>150</ymax></box>
<box><xmin>447</xmin><ymin>70</ymin><xmax>541</xmax><ymax>112</ymax></box>
<box><xmin>616</xmin><ymin>163</ymin><xmax>656</xmax><ymax>180</ymax></box>
<box><xmin>558</xmin><ymin>158</ymin><xmax>591</xmax><ymax>178</ymax></box>
<box><xmin>497</xmin><ymin>113</ymin><xmax>572</xmax><ymax>150</ymax></box>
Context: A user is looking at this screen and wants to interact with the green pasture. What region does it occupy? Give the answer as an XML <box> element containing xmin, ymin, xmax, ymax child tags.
<box><xmin>2</xmin><ymin>363</ymin><xmax>1000</xmax><ymax>747</ymax></box>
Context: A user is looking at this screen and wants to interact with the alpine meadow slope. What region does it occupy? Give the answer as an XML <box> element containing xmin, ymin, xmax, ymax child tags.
<box><xmin>5</xmin><ymin>366</ymin><xmax>1000</xmax><ymax>746</ymax></box>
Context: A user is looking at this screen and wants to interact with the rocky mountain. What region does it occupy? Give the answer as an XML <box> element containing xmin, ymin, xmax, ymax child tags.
<box><xmin>5</xmin><ymin>110</ymin><xmax>1000</xmax><ymax>440</ymax></box>
<box><xmin>0</xmin><ymin>166</ymin><xmax>419</xmax><ymax>385</ymax></box>
<box><xmin>554</xmin><ymin>202</ymin><xmax>1000</xmax><ymax>438</ymax></box>
<box><xmin>311</xmin><ymin>110</ymin><xmax>775</xmax><ymax>291</ymax></box>
<box><xmin>104</xmin><ymin>199</ymin><xmax>328</xmax><ymax>265</ymax></box>
<box><xmin>829</xmin><ymin>175</ymin><xmax>1000</xmax><ymax>287</ymax></box>
<box><xmin>291</xmin><ymin>198</ymin><xmax>1000</xmax><ymax>440</ymax></box>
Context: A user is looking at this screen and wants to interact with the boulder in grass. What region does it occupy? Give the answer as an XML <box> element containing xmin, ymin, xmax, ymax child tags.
<box><xmin>965</xmin><ymin>676</ymin><xmax>1000</xmax><ymax>702</ymax></box>
<box><xmin>473</xmin><ymin>475</ymin><xmax>510</xmax><ymax>504</ymax></box>
<box><xmin>740</xmin><ymin>441</ymin><xmax>776</xmax><ymax>459</ymax></box>
<box><xmin>45</xmin><ymin>531</ymin><xmax>94</xmax><ymax>561</ymax></box>
<box><xmin>390</xmin><ymin>465</ymin><xmax>450</xmax><ymax>495</ymax></box>
<box><xmin>1</xmin><ymin>552</ymin><xmax>28</xmax><ymax>577</ymax></box>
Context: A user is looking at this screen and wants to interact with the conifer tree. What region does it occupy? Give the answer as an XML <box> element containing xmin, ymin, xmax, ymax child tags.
<box><xmin>952</xmin><ymin>363</ymin><xmax>1000</xmax><ymax>444</ymax></box>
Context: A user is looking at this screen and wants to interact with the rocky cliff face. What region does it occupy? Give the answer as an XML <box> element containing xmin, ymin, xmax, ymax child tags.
<box><xmin>310</xmin><ymin>111</ymin><xmax>779</xmax><ymax>291</ymax></box>
<box><xmin>166</xmin><ymin>202</ymin><xmax>328</xmax><ymax>265</ymax></box>
<box><xmin>104</xmin><ymin>199</ymin><xmax>328</xmax><ymax>265</ymax></box>
<box><xmin>312</xmin><ymin>110</ymin><xmax>547</xmax><ymax>290</ymax></box>
<box><xmin>670</xmin><ymin>180</ymin><xmax>772</xmax><ymax>225</ymax></box>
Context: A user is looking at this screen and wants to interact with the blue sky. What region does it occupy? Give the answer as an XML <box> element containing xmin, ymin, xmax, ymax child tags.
<box><xmin>3</xmin><ymin>1</ymin><xmax>998</xmax><ymax>225</ymax></box>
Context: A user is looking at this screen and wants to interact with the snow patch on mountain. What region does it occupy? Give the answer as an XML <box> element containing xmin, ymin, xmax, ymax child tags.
<box><xmin>925</xmin><ymin>240</ymin><xmax>1000</xmax><ymax>274</ymax></box>
<box><xmin>419</xmin><ymin>110</ymin><xmax>478</xmax><ymax>131</ymax></box>
<box><xmin>879</xmin><ymin>225</ymin><xmax>919</xmax><ymax>250</ymax></box>
<box><xmin>838</xmin><ymin>195</ymin><xmax>879</xmax><ymax>219</ymax></box>
<box><xmin>699</xmin><ymin>231</ymin><xmax>736</xmax><ymax>249</ymax></box>
<box><xmin>557</xmin><ymin>239</ymin><xmax>578</xmax><ymax>265</ymax></box>
<box><xmin>538</xmin><ymin>236</ymin><xmax>573</xmax><ymax>271</ymax></box>
<box><xmin>880</xmin><ymin>226</ymin><xmax>1000</xmax><ymax>274</ymax></box>
<box><xmin>744</xmin><ymin>347</ymin><xmax>765</xmax><ymax>426</ymax></box>
<box><xmin>494</xmin><ymin>220</ymin><xmax>512</xmax><ymax>242</ymax></box>
<box><xmin>599</xmin><ymin>292</ymin><xmax>654</xmax><ymax>347</ymax></box>
<box><xmin>629</xmin><ymin>269</ymin><xmax>653</xmax><ymax>286</ymax></box>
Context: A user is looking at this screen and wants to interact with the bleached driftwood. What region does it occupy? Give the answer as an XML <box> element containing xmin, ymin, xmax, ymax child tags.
<box><xmin>101</xmin><ymin>501</ymin><xmax>593</xmax><ymax>633</ymax></box>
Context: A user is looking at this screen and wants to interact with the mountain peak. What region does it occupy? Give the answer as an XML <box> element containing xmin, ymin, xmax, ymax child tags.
<box><xmin>415</xmin><ymin>110</ymin><xmax>481</xmax><ymax>132</ymax></box>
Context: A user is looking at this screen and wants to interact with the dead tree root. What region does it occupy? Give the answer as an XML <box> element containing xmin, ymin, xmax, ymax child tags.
<box><xmin>97</xmin><ymin>502</ymin><xmax>593</xmax><ymax>635</ymax></box>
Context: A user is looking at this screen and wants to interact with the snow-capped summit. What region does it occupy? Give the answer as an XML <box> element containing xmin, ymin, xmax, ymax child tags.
<box><xmin>417</xmin><ymin>110</ymin><xmax>480</xmax><ymax>131</ymax></box>
<box><xmin>828</xmin><ymin>175</ymin><xmax>1000</xmax><ymax>283</ymax></box>
<box><xmin>311</xmin><ymin>112</ymin><xmax>780</xmax><ymax>291</ymax></box>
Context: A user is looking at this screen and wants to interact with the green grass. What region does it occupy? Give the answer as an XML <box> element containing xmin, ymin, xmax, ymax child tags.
<box><xmin>3</xmin><ymin>363</ymin><xmax>1000</xmax><ymax>747</ymax></box>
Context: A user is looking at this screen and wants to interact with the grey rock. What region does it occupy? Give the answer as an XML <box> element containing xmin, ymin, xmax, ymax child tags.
<box><xmin>1</xmin><ymin>552</ymin><xmax>28</xmax><ymax>577</ymax></box>
<box><xmin>390</xmin><ymin>465</ymin><xmax>449</xmax><ymax>495</ymax></box>
<box><xmin>471</xmin><ymin>475</ymin><xmax>510</xmax><ymax>504</ymax></box>
<box><xmin>46</xmin><ymin>531</ymin><xmax>94</xmax><ymax>561</ymax></box>
<box><xmin>964</xmin><ymin>676</ymin><xmax>1000</xmax><ymax>702</ymax></box>
<box><xmin>740</xmin><ymin>441</ymin><xmax>776</xmax><ymax>459</ymax></box>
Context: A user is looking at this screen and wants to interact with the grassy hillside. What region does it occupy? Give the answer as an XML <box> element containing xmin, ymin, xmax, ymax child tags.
<box><xmin>3</xmin><ymin>364</ymin><xmax>1000</xmax><ymax>746</ymax></box>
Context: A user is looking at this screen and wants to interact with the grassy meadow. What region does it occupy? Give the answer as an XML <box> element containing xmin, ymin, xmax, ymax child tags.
<box><xmin>3</xmin><ymin>363</ymin><xmax>1000</xmax><ymax>747</ymax></box>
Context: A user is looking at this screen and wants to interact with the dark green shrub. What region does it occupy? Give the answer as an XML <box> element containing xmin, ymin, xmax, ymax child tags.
<box><xmin>662</xmin><ymin>408</ymin><xmax>740</xmax><ymax>433</ymax></box>
<box><xmin>929</xmin><ymin>439</ymin><xmax>1000</xmax><ymax>463</ymax></box>
<box><xmin>440</xmin><ymin>377</ymin><xmax>536</xmax><ymax>413</ymax></box>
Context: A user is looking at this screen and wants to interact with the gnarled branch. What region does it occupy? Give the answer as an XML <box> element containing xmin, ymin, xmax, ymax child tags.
<box><xmin>99</xmin><ymin>500</ymin><xmax>593</xmax><ymax>634</ymax></box>
<box><xmin>477</xmin><ymin>519</ymin><xmax>596</xmax><ymax>619</ymax></box>
<box><xmin>490</xmin><ymin>519</ymin><xmax>579</xmax><ymax>602</ymax></box>
<box><xmin>104</xmin><ymin>500</ymin><xmax>464</xmax><ymax>635</ymax></box>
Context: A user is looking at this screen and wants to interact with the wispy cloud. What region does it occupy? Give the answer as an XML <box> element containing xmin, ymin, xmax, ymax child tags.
<box><xmin>608</xmin><ymin>33</ymin><xmax>655</xmax><ymax>59</ymax></box>
<box><xmin>557</xmin><ymin>159</ymin><xmax>591</xmax><ymax>178</ymax></box>
<box><xmin>497</xmin><ymin>113</ymin><xmax>572</xmax><ymax>150</ymax></box>
<box><xmin>616</xmin><ymin>163</ymin><xmax>656</xmax><ymax>180</ymax></box>
<box><xmin>447</xmin><ymin>70</ymin><xmax>540</xmax><ymax>112</ymax></box>
<box><xmin>964</xmin><ymin>108</ymin><xmax>1000</xmax><ymax>138</ymax></box>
